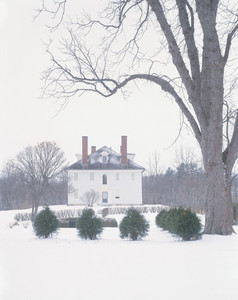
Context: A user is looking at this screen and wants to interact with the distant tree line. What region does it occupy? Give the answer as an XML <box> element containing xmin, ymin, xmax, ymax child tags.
<box><xmin>1</xmin><ymin>143</ymin><xmax>238</xmax><ymax>220</ymax></box>
<box><xmin>0</xmin><ymin>168</ymin><xmax>68</xmax><ymax>211</ymax></box>
<box><xmin>0</xmin><ymin>141</ymin><xmax>68</xmax><ymax>218</ymax></box>
<box><xmin>143</xmin><ymin>158</ymin><xmax>238</xmax><ymax>214</ymax></box>
<box><xmin>143</xmin><ymin>162</ymin><xmax>206</xmax><ymax>213</ymax></box>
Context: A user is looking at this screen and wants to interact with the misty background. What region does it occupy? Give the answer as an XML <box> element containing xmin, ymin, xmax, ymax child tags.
<box><xmin>0</xmin><ymin>0</ymin><xmax>200</xmax><ymax>170</ymax></box>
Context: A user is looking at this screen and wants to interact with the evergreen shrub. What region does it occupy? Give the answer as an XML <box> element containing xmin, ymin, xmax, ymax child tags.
<box><xmin>76</xmin><ymin>208</ymin><xmax>103</xmax><ymax>240</ymax></box>
<box><xmin>163</xmin><ymin>208</ymin><xmax>179</xmax><ymax>233</ymax></box>
<box><xmin>119</xmin><ymin>208</ymin><xmax>150</xmax><ymax>241</ymax></box>
<box><xmin>173</xmin><ymin>209</ymin><xmax>202</xmax><ymax>241</ymax></box>
<box><xmin>155</xmin><ymin>209</ymin><xmax>167</xmax><ymax>228</ymax></box>
<box><xmin>156</xmin><ymin>208</ymin><xmax>202</xmax><ymax>241</ymax></box>
<box><xmin>33</xmin><ymin>206</ymin><xmax>59</xmax><ymax>238</ymax></box>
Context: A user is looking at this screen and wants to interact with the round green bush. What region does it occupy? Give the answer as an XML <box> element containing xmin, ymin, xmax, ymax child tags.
<box><xmin>163</xmin><ymin>208</ymin><xmax>179</xmax><ymax>232</ymax></box>
<box><xmin>119</xmin><ymin>208</ymin><xmax>150</xmax><ymax>241</ymax></box>
<box><xmin>172</xmin><ymin>208</ymin><xmax>202</xmax><ymax>241</ymax></box>
<box><xmin>155</xmin><ymin>209</ymin><xmax>167</xmax><ymax>228</ymax></box>
<box><xmin>76</xmin><ymin>208</ymin><xmax>103</xmax><ymax>240</ymax></box>
<box><xmin>156</xmin><ymin>208</ymin><xmax>202</xmax><ymax>241</ymax></box>
<box><xmin>33</xmin><ymin>206</ymin><xmax>59</xmax><ymax>238</ymax></box>
<box><xmin>155</xmin><ymin>209</ymin><xmax>176</xmax><ymax>231</ymax></box>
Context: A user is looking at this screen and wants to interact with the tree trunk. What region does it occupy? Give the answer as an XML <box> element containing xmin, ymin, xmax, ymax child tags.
<box><xmin>225</xmin><ymin>167</ymin><xmax>236</xmax><ymax>227</ymax></box>
<box><xmin>203</xmin><ymin>163</ymin><xmax>233</xmax><ymax>234</ymax></box>
<box><xmin>201</xmin><ymin>127</ymin><xmax>234</xmax><ymax>235</ymax></box>
<box><xmin>31</xmin><ymin>199</ymin><xmax>39</xmax><ymax>222</ymax></box>
<box><xmin>31</xmin><ymin>205</ymin><xmax>36</xmax><ymax>222</ymax></box>
<box><xmin>235</xmin><ymin>203</ymin><xmax>238</xmax><ymax>224</ymax></box>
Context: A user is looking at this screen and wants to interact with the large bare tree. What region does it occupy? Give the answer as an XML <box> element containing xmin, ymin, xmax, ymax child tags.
<box><xmin>39</xmin><ymin>0</ymin><xmax>238</xmax><ymax>234</ymax></box>
<box><xmin>14</xmin><ymin>141</ymin><xmax>67</xmax><ymax>219</ymax></box>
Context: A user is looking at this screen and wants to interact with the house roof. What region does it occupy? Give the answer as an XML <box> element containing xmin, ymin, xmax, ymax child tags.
<box><xmin>68</xmin><ymin>146</ymin><xmax>144</xmax><ymax>170</ymax></box>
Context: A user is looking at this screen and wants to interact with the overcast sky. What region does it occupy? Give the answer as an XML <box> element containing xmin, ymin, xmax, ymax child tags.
<box><xmin>0</xmin><ymin>0</ymin><xmax>200</xmax><ymax>171</ymax></box>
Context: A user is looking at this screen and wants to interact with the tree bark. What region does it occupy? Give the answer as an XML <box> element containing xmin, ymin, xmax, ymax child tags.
<box><xmin>201</xmin><ymin>119</ymin><xmax>234</xmax><ymax>234</ymax></box>
<box><xmin>203</xmin><ymin>162</ymin><xmax>233</xmax><ymax>234</ymax></box>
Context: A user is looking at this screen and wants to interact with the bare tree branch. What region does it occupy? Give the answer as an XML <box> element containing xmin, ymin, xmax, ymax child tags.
<box><xmin>147</xmin><ymin>0</ymin><xmax>194</xmax><ymax>97</ymax></box>
<box><xmin>223</xmin><ymin>22</ymin><xmax>238</xmax><ymax>64</ymax></box>
<box><xmin>225</xmin><ymin>111</ymin><xmax>238</xmax><ymax>171</ymax></box>
<box><xmin>34</xmin><ymin>0</ymin><xmax>67</xmax><ymax>31</ymax></box>
<box><xmin>176</xmin><ymin>0</ymin><xmax>201</xmax><ymax>86</ymax></box>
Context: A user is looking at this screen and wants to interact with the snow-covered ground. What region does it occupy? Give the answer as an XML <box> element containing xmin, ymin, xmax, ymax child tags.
<box><xmin>0</xmin><ymin>206</ymin><xmax>238</xmax><ymax>300</ymax></box>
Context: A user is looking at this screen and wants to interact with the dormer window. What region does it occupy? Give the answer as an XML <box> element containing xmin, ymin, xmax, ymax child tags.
<box><xmin>101</xmin><ymin>151</ymin><xmax>109</xmax><ymax>163</ymax></box>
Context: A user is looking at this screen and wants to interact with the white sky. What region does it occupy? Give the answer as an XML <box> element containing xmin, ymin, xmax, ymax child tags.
<box><xmin>0</xmin><ymin>0</ymin><xmax>200</xmax><ymax>171</ymax></box>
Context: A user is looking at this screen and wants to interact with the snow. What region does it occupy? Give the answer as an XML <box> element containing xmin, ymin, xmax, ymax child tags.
<box><xmin>0</xmin><ymin>207</ymin><xmax>238</xmax><ymax>300</ymax></box>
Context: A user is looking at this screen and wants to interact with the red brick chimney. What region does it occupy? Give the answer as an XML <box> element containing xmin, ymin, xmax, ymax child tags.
<box><xmin>82</xmin><ymin>136</ymin><xmax>88</xmax><ymax>165</ymax></box>
<box><xmin>121</xmin><ymin>136</ymin><xmax>128</xmax><ymax>165</ymax></box>
<box><xmin>91</xmin><ymin>146</ymin><xmax>96</xmax><ymax>154</ymax></box>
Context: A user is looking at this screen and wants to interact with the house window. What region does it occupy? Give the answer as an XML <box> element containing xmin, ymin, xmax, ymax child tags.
<box><xmin>90</xmin><ymin>173</ymin><xmax>94</xmax><ymax>181</ymax></box>
<box><xmin>102</xmin><ymin>191</ymin><xmax>108</xmax><ymax>203</ymax></box>
<box><xmin>131</xmin><ymin>173</ymin><xmax>135</xmax><ymax>180</ymax></box>
<box><xmin>103</xmin><ymin>174</ymin><xmax>107</xmax><ymax>185</ymax></box>
<box><xmin>74</xmin><ymin>188</ymin><xmax>78</xmax><ymax>199</ymax></box>
<box><xmin>101</xmin><ymin>151</ymin><xmax>109</xmax><ymax>163</ymax></box>
<box><xmin>116</xmin><ymin>173</ymin><xmax>120</xmax><ymax>181</ymax></box>
<box><xmin>74</xmin><ymin>172</ymin><xmax>78</xmax><ymax>181</ymax></box>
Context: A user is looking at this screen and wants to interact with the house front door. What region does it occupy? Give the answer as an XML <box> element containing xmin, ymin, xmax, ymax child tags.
<box><xmin>102</xmin><ymin>191</ymin><xmax>108</xmax><ymax>203</ymax></box>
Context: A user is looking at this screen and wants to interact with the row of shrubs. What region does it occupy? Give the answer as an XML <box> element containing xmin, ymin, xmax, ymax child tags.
<box><xmin>156</xmin><ymin>208</ymin><xmax>202</xmax><ymax>240</ymax></box>
<box><xmin>33</xmin><ymin>206</ymin><xmax>150</xmax><ymax>240</ymax></box>
<box><xmin>33</xmin><ymin>206</ymin><xmax>202</xmax><ymax>241</ymax></box>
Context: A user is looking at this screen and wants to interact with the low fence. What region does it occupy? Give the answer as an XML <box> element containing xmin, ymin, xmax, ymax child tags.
<box><xmin>14</xmin><ymin>208</ymin><xmax>83</xmax><ymax>222</ymax></box>
<box><xmin>106</xmin><ymin>205</ymin><xmax>164</xmax><ymax>215</ymax></box>
<box><xmin>14</xmin><ymin>205</ymin><xmax>165</xmax><ymax>222</ymax></box>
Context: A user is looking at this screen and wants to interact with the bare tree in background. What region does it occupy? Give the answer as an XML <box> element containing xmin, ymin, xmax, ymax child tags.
<box><xmin>38</xmin><ymin>1</ymin><xmax>238</xmax><ymax>234</ymax></box>
<box><xmin>13</xmin><ymin>141</ymin><xmax>67</xmax><ymax>219</ymax></box>
<box><xmin>144</xmin><ymin>152</ymin><xmax>164</xmax><ymax>204</ymax></box>
<box><xmin>0</xmin><ymin>161</ymin><xmax>28</xmax><ymax>210</ymax></box>
<box><xmin>143</xmin><ymin>150</ymin><xmax>206</xmax><ymax>212</ymax></box>
<box><xmin>174</xmin><ymin>147</ymin><xmax>201</xmax><ymax>167</ymax></box>
<box><xmin>80</xmin><ymin>189</ymin><xmax>99</xmax><ymax>207</ymax></box>
<box><xmin>147</xmin><ymin>152</ymin><xmax>163</xmax><ymax>177</ymax></box>
<box><xmin>175</xmin><ymin>161</ymin><xmax>205</xmax><ymax>212</ymax></box>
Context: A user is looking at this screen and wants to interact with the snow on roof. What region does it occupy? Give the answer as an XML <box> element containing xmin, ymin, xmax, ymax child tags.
<box><xmin>68</xmin><ymin>146</ymin><xmax>144</xmax><ymax>170</ymax></box>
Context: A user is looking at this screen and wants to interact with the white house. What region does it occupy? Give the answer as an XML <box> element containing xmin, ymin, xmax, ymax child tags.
<box><xmin>67</xmin><ymin>136</ymin><xmax>144</xmax><ymax>206</ymax></box>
